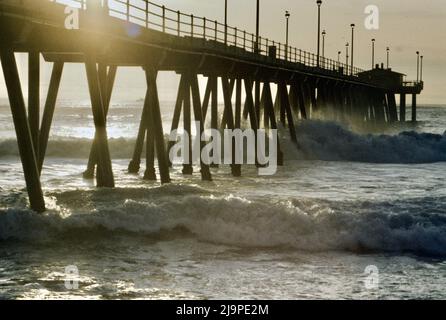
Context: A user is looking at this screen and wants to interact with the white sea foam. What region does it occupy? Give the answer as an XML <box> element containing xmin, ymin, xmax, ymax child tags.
<box><xmin>288</xmin><ymin>121</ymin><xmax>446</xmax><ymax>163</ymax></box>
<box><xmin>1</xmin><ymin>186</ymin><xmax>445</xmax><ymax>257</ymax></box>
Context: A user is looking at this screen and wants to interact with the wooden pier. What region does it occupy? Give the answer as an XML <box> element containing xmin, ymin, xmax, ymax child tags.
<box><xmin>0</xmin><ymin>0</ymin><xmax>423</xmax><ymax>212</ymax></box>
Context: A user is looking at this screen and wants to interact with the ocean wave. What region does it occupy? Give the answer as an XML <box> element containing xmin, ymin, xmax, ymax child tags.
<box><xmin>289</xmin><ymin>121</ymin><xmax>446</xmax><ymax>163</ymax></box>
<box><xmin>1</xmin><ymin>186</ymin><xmax>446</xmax><ymax>257</ymax></box>
<box><xmin>1</xmin><ymin>121</ymin><xmax>446</xmax><ymax>164</ymax></box>
<box><xmin>0</xmin><ymin>138</ymin><xmax>137</xmax><ymax>159</ymax></box>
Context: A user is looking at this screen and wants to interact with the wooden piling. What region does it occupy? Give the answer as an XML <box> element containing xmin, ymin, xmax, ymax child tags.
<box><xmin>201</xmin><ymin>77</ymin><xmax>213</xmax><ymax>121</ymax></box>
<box><xmin>28</xmin><ymin>51</ymin><xmax>40</xmax><ymax>159</ymax></box>
<box><xmin>167</xmin><ymin>74</ymin><xmax>186</xmax><ymax>167</ymax></box>
<box><xmin>411</xmin><ymin>94</ymin><xmax>417</xmax><ymax>122</ymax></box>
<box><xmin>387</xmin><ymin>93</ymin><xmax>398</xmax><ymax>123</ymax></box>
<box><xmin>128</xmin><ymin>95</ymin><xmax>149</xmax><ymax>173</ymax></box>
<box><xmin>232</xmin><ymin>78</ymin><xmax>242</xmax><ymax>176</ymax></box>
<box><xmin>145</xmin><ymin>68</ymin><xmax>171</xmax><ymax>183</ymax></box>
<box><xmin>400</xmin><ymin>94</ymin><xmax>406</xmax><ymax>122</ymax></box>
<box><xmin>84</xmin><ymin>56</ymin><xmax>115</xmax><ymax>188</ymax></box>
<box><xmin>278</xmin><ymin>81</ymin><xmax>297</xmax><ymax>143</ymax></box>
<box><xmin>297</xmin><ymin>83</ymin><xmax>308</xmax><ymax>120</ymax></box>
<box><xmin>210</xmin><ymin>76</ymin><xmax>219</xmax><ymax>133</ymax></box>
<box><xmin>182</xmin><ymin>73</ymin><xmax>193</xmax><ymax>175</ymax></box>
<box><xmin>263</xmin><ymin>82</ymin><xmax>284</xmax><ymax>166</ymax></box>
<box><xmin>38</xmin><ymin>62</ymin><xmax>64</xmax><ymax>173</ymax></box>
<box><xmin>0</xmin><ymin>48</ymin><xmax>45</xmax><ymax>212</ymax></box>
<box><xmin>190</xmin><ymin>73</ymin><xmax>212</xmax><ymax>181</ymax></box>
<box><xmin>143</xmin><ymin>87</ymin><xmax>156</xmax><ymax>181</ymax></box>
<box><xmin>84</xmin><ymin>65</ymin><xmax>117</xmax><ymax>178</ymax></box>
<box><xmin>221</xmin><ymin>76</ymin><xmax>239</xmax><ymax>176</ymax></box>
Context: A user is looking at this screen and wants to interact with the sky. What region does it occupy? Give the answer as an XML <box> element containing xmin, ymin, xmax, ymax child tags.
<box><xmin>0</xmin><ymin>0</ymin><xmax>445</xmax><ymax>105</ymax></box>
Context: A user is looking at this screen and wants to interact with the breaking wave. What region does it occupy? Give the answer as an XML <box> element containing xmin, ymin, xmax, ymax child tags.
<box><xmin>1</xmin><ymin>186</ymin><xmax>446</xmax><ymax>257</ymax></box>
<box><xmin>290</xmin><ymin>121</ymin><xmax>446</xmax><ymax>163</ymax></box>
<box><xmin>1</xmin><ymin>121</ymin><xmax>445</xmax><ymax>164</ymax></box>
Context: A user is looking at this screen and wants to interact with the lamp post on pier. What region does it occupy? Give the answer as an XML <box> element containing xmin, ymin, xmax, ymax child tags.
<box><xmin>371</xmin><ymin>38</ymin><xmax>375</xmax><ymax>69</ymax></box>
<box><xmin>322</xmin><ymin>30</ymin><xmax>326</xmax><ymax>58</ymax></box>
<box><xmin>387</xmin><ymin>47</ymin><xmax>390</xmax><ymax>69</ymax></box>
<box><xmin>350</xmin><ymin>23</ymin><xmax>355</xmax><ymax>75</ymax></box>
<box><xmin>316</xmin><ymin>0</ymin><xmax>322</xmax><ymax>68</ymax></box>
<box><xmin>255</xmin><ymin>0</ymin><xmax>260</xmax><ymax>53</ymax></box>
<box><xmin>285</xmin><ymin>11</ymin><xmax>290</xmax><ymax>60</ymax></box>
<box><xmin>345</xmin><ymin>42</ymin><xmax>349</xmax><ymax>74</ymax></box>
<box><xmin>224</xmin><ymin>0</ymin><xmax>228</xmax><ymax>44</ymax></box>
<box><xmin>416</xmin><ymin>51</ymin><xmax>420</xmax><ymax>82</ymax></box>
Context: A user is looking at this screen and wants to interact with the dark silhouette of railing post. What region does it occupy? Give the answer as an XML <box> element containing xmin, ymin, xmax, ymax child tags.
<box><xmin>145</xmin><ymin>0</ymin><xmax>149</xmax><ymax>28</ymax></box>
<box><xmin>234</xmin><ymin>28</ymin><xmax>237</xmax><ymax>46</ymax></box>
<box><xmin>162</xmin><ymin>5</ymin><xmax>166</xmax><ymax>32</ymax></box>
<box><xmin>191</xmin><ymin>14</ymin><xmax>194</xmax><ymax>37</ymax></box>
<box><xmin>177</xmin><ymin>11</ymin><xmax>181</xmax><ymax>36</ymax></box>
<box><xmin>126</xmin><ymin>0</ymin><xmax>130</xmax><ymax>21</ymax></box>
<box><xmin>215</xmin><ymin>21</ymin><xmax>218</xmax><ymax>41</ymax></box>
<box><xmin>243</xmin><ymin>31</ymin><xmax>246</xmax><ymax>49</ymax></box>
<box><xmin>224</xmin><ymin>0</ymin><xmax>228</xmax><ymax>45</ymax></box>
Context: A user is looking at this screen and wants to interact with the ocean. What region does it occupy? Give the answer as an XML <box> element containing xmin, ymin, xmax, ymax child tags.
<box><xmin>0</xmin><ymin>100</ymin><xmax>445</xmax><ymax>300</ymax></box>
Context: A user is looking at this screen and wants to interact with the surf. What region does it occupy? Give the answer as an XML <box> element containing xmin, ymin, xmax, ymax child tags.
<box><xmin>1</xmin><ymin>186</ymin><xmax>446</xmax><ymax>257</ymax></box>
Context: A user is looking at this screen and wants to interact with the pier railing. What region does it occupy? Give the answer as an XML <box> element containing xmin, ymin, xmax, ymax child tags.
<box><xmin>51</xmin><ymin>0</ymin><xmax>364</xmax><ymax>76</ymax></box>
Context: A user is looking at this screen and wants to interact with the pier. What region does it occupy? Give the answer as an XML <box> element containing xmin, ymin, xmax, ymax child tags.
<box><xmin>0</xmin><ymin>0</ymin><xmax>424</xmax><ymax>212</ymax></box>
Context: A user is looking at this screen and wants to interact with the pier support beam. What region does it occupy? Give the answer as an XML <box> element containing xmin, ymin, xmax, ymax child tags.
<box><xmin>297</xmin><ymin>83</ymin><xmax>308</xmax><ymax>120</ymax></box>
<box><xmin>190</xmin><ymin>73</ymin><xmax>212</xmax><ymax>181</ymax></box>
<box><xmin>412</xmin><ymin>94</ymin><xmax>417</xmax><ymax>122</ymax></box>
<box><xmin>221</xmin><ymin>76</ymin><xmax>239</xmax><ymax>176</ymax></box>
<box><xmin>262</xmin><ymin>82</ymin><xmax>284</xmax><ymax>166</ymax></box>
<box><xmin>289</xmin><ymin>83</ymin><xmax>307</xmax><ymax>120</ymax></box>
<box><xmin>84</xmin><ymin>65</ymin><xmax>117</xmax><ymax>178</ymax></box>
<box><xmin>1</xmin><ymin>48</ymin><xmax>45</xmax><ymax>212</ymax></box>
<box><xmin>372</xmin><ymin>91</ymin><xmax>385</xmax><ymax>124</ymax></box>
<box><xmin>28</xmin><ymin>51</ymin><xmax>40</xmax><ymax>158</ymax></box>
<box><xmin>400</xmin><ymin>94</ymin><xmax>406</xmax><ymax>122</ymax></box>
<box><xmin>129</xmin><ymin>69</ymin><xmax>171</xmax><ymax>183</ymax></box>
<box><xmin>278</xmin><ymin>81</ymin><xmax>297</xmax><ymax>144</ymax></box>
<box><xmin>166</xmin><ymin>74</ymin><xmax>187</xmax><ymax>168</ymax></box>
<box><xmin>310</xmin><ymin>83</ymin><xmax>318</xmax><ymax>116</ymax></box>
<box><xmin>182</xmin><ymin>73</ymin><xmax>193</xmax><ymax>175</ymax></box>
<box><xmin>387</xmin><ymin>93</ymin><xmax>398</xmax><ymax>123</ymax></box>
<box><xmin>143</xmin><ymin>84</ymin><xmax>156</xmax><ymax>181</ymax></box>
<box><xmin>84</xmin><ymin>56</ymin><xmax>115</xmax><ymax>188</ymax></box>
<box><xmin>145</xmin><ymin>68</ymin><xmax>171</xmax><ymax>183</ymax></box>
<box><xmin>231</xmin><ymin>77</ymin><xmax>242</xmax><ymax>176</ymax></box>
<box><xmin>255</xmin><ymin>80</ymin><xmax>261</xmax><ymax>126</ymax></box>
<box><xmin>221</xmin><ymin>78</ymin><xmax>236</xmax><ymax>129</ymax></box>
<box><xmin>38</xmin><ymin>62</ymin><xmax>64</xmax><ymax>173</ymax></box>
<box><xmin>201</xmin><ymin>76</ymin><xmax>219</xmax><ymax>168</ymax></box>
<box><xmin>167</xmin><ymin>72</ymin><xmax>212</xmax><ymax>180</ymax></box>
